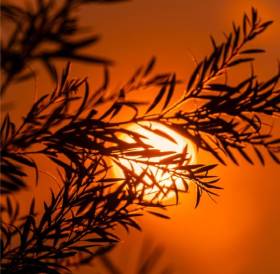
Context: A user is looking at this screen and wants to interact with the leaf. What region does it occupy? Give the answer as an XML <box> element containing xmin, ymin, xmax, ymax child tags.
<box><xmin>268</xmin><ymin>150</ymin><xmax>280</xmax><ymax>164</ymax></box>
<box><xmin>142</xmin><ymin>126</ymin><xmax>177</xmax><ymax>144</ymax></box>
<box><xmin>223</xmin><ymin>144</ymin><xmax>239</xmax><ymax>165</ymax></box>
<box><xmin>259</xmin><ymin>73</ymin><xmax>280</xmax><ymax>91</ymax></box>
<box><xmin>210</xmin><ymin>35</ymin><xmax>217</xmax><ymax>49</ymax></box>
<box><xmin>143</xmin><ymin>56</ymin><xmax>156</xmax><ymax>76</ymax></box>
<box><xmin>251</xmin><ymin>7</ymin><xmax>258</xmax><ymax>25</ymax></box>
<box><xmin>259</xmin><ymin>20</ymin><xmax>273</xmax><ymax>30</ymax></box>
<box><xmin>207</xmin><ymin>83</ymin><xmax>234</xmax><ymax>92</ymax></box>
<box><xmin>98</xmin><ymin>178</ymin><xmax>125</xmax><ymax>183</ymax></box>
<box><xmin>240</xmin><ymin>49</ymin><xmax>265</xmax><ymax>54</ymax></box>
<box><xmin>267</xmin><ymin>138</ymin><xmax>280</xmax><ymax>145</ymax></box>
<box><xmin>146</xmin><ymin>85</ymin><xmax>166</xmax><ymax>113</ymax></box>
<box><xmin>0</xmin><ymin>179</ymin><xmax>25</xmax><ymax>193</ymax></box>
<box><xmin>187</xmin><ymin>61</ymin><xmax>202</xmax><ymax>91</ymax></box>
<box><xmin>195</xmin><ymin>186</ymin><xmax>202</xmax><ymax>208</ymax></box>
<box><xmin>68</xmin><ymin>35</ymin><xmax>100</xmax><ymax>49</ymax></box>
<box><xmin>1</xmin><ymin>114</ymin><xmax>11</xmax><ymax>145</ymax></box>
<box><xmin>6</xmin><ymin>197</ymin><xmax>13</xmax><ymax>217</ymax></box>
<box><xmin>194</xmin><ymin>164</ymin><xmax>218</xmax><ymax>174</ymax></box>
<box><xmin>49</xmin><ymin>156</ymin><xmax>74</xmax><ymax>174</ymax></box>
<box><xmin>147</xmin><ymin>211</ymin><xmax>170</xmax><ymax>219</ymax></box>
<box><xmin>232</xmin><ymin>24</ymin><xmax>240</xmax><ymax>49</ymax></box>
<box><xmin>101</xmin><ymin>66</ymin><xmax>110</xmax><ymax>92</ymax></box>
<box><xmin>20</xmin><ymin>216</ymin><xmax>33</xmax><ymax>249</ymax></box>
<box><xmin>253</xmin><ymin>147</ymin><xmax>265</xmax><ymax>165</ymax></box>
<box><xmin>15</xmin><ymin>71</ymin><xmax>35</xmax><ymax>83</ymax></box>
<box><xmin>238</xmin><ymin>147</ymin><xmax>254</xmax><ymax>164</ymax></box>
<box><xmin>60</xmin><ymin>62</ymin><xmax>71</xmax><ymax>89</ymax></box>
<box><xmin>29</xmin><ymin>198</ymin><xmax>35</xmax><ymax>215</ymax></box>
<box><xmin>228</xmin><ymin>58</ymin><xmax>254</xmax><ymax>67</ymax></box>
<box><xmin>44</xmin><ymin>60</ymin><xmax>58</xmax><ymax>81</ymax></box>
<box><xmin>71</xmin><ymin>80</ymin><xmax>89</xmax><ymax>122</ymax></box>
<box><xmin>222</xmin><ymin>33</ymin><xmax>232</xmax><ymax>63</ymax></box>
<box><xmin>66</xmin><ymin>54</ymin><xmax>113</xmax><ymax>65</ymax></box>
<box><xmin>162</xmin><ymin>74</ymin><xmax>176</xmax><ymax>110</ymax></box>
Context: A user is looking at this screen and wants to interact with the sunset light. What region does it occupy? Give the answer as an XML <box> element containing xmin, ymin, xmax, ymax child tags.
<box><xmin>2</xmin><ymin>1</ymin><xmax>280</xmax><ymax>273</ymax></box>
<box><xmin>114</xmin><ymin>122</ymin><xmax>197</xmax><ymax>202</ymax></box>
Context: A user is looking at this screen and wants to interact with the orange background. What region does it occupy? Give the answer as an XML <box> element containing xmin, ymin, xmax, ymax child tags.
<box><xmin>3</xmin><ymin>0</ymin><xmax>280</xmax><ymax>273</ymax></box>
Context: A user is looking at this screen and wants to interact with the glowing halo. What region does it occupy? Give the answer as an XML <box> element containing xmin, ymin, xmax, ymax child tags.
<box><xmin>112</xmin><ymin>121</ymin><xmax>197</xmax><ymax>202</ymax></box>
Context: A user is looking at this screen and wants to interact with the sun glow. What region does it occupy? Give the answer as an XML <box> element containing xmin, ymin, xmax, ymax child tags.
<box><xmin>113</xmin><ymin>122</ymin><xmax>196</xmax><ymax>202</ymax></box>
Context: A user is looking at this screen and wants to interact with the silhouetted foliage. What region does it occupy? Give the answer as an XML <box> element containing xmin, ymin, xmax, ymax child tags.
<box><xmin>1</xmin><ymin>1</ymin><xmax>279</xmax><ymax>273</ymax></box>
<box><xmin>0</xmin><ymin>0</ymin><xmax>118</xmax><ymax>94</ymax></box>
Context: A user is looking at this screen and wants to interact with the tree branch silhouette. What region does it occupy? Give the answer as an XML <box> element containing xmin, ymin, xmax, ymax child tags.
<box><xmin>1</xmin><ymin>1</ymin><xmax>280</xmax><ymax>273</ymax></box>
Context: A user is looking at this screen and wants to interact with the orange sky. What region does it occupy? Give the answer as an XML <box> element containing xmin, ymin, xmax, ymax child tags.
<box><xmin>79</xmin><ymin>1</ymin><xmax>280</xmax><ymax>273</ymax></box>
<box><xmin>3</xmin><ymin>0</ymin><xmax>280</xmax><ymax>274</ymax></box>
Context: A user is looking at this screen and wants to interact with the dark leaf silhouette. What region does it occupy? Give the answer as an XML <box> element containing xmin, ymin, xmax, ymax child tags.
<box><xmin>1</xmin><ymin>2</ymin><xmax>279</xmax><ymax>274</ymax></box>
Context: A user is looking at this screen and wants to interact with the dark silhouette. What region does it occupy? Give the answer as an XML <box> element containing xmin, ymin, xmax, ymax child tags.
<box><xmin>1</xmin><ymin>1</ymin><xmax>279</xmax><ymax>273</ymax></box>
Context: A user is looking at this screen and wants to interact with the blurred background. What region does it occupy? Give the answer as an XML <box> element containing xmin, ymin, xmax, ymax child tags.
<box><xmin>3</xmin><ymin>0</ymin><xmax>280</xmax><ymax>273</ymax></box>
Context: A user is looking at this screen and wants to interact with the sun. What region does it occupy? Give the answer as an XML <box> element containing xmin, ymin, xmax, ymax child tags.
<box><xmin>113</xmin><ymin>122</ymin><xmax>196</xmax><ymax>202</ymax></box>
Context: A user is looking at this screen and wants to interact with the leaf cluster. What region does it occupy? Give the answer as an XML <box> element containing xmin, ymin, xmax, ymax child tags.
<box><xmin>0</xmin><ymin>0</ymin><xmax>121</xmax><ymax>94</ymax></box>
<box><xmin>1</xmin><ymin>3</ymin><xmax>280</xmax><ymax>274</ymax></box>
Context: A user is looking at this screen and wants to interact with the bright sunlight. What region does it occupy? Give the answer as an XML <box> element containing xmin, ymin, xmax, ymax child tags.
<box><xmin>113</xmin><ymin>122</ymin><xmax>197</xmax><ymax>202</ymax></box>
